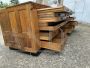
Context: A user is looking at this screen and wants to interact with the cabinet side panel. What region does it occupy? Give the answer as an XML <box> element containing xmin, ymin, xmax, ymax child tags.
<box><xmin>18</xmin><ymin>7</ymin><xmax>32</xmax><ymax>49</ymax></box>
<box><xmin>0</xmin><ymin>11</ymin><xmax>15</xmax><ymax>47</ymax></box>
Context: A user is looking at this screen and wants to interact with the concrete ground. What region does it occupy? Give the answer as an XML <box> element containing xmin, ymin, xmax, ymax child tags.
<box><xmin>0</xmin><ymin>24</ymin><xmax>90</xmax><ymax>68</ymax></box>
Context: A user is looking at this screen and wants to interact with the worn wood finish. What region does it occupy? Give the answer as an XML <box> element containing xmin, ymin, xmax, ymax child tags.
<box><xmin>37</xmin><ymin>6</ymin><xmax>72</xmax><ymax>13</ymax></box>
<box><xmin>40</xmin><ymin>29</ymin><xmax>59</xmax><ymax>41</ymax></box>
<box><xmin>0</xmin><ymin>2</ymin><xmax>49</xmax><ymax>53</ymax></box>
<box><xmin>40</xmin><ymin>21</ymin><xmax>67</xmax><ymax>31</ymax></box>
<box><xmin>38</xmin><ymin>10</ymin><xmax>69</xmax><ymax>27</ymax></box>
<box><xmin>38</xmin><ymin>6</ymin><xmax>77</xmax><ymax>52</ymax></box>
<box><xmin>61</xmin><ymin>21</ymin><xmax>78</xmax><ymax>34</ymax></box>
<box><xmin>39</xmin><ymin>17</ymin><xmax>61</xmax><ymax>23</ymax></box>
<box><xmin>0</xmin><ymin>2</ymin><xmax>78</xmax><ymax>53</ymax></box>
<box><xmin>41</xmin><ymin>32</ymin><xmax>67</xmax><ymax>52</ymax></box>
<box><xmin>7</xmin><ymin>1</ymin><xmax>49</xmax><ymax>9</ymax></box>
<box><xmin>0</xmin><ymin>10</ymin><xmax>15</xmax><ymax>47</ymax></box>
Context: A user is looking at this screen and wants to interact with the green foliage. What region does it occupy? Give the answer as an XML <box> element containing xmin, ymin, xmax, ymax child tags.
<box><xmin>0</xmin><ymin>0</ymin><xmax>19</xmax><ymax>9</ymax></box>
<box><xmin>10</xmin><ymin>0</ymin><xmax>19</xmax><ymax>5</ymax></box>
<box><xmin>0</xmin><ymin>1</ymin><xmax>9</xmax><ymax>8</ymax></box>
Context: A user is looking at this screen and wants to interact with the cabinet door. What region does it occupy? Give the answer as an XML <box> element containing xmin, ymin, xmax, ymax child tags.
<box><xmin>7</xmin><ymin>8</ymin><xmax>18</xmax><ymax>48</ymax></box>
<box><xmin>0</xmin><ymin>4</ymin><xmax>40</xmax><ymax>53</ymax></box>
<box><xmin>7</xmin><ymin>7</ymin><xmax>31</xmax><ymax>49</ymax></box>
<box><xmin>0</xmin><ymin>10</ymin><xmax>15</xmax><ymax>46</ymax></box>
<box><xmin>16</xmin><ymin>4</ymin><xmax>40</xmax><ymax>52</ymax></box>
<box><xmin>18</xmin><ymin>6</ymin><xmax>32</xmax><ymax>49</ymax></box>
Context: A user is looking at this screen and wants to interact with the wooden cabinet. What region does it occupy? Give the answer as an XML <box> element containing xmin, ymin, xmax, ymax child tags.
<box><xmin>0</xmin><ymin>2</ymin><xmax>78</xmax><ymax>54</ymax></box>
<box><xmin>0</xmin><ymin>2</ymin><xmax>49</xmax><ymax>53</ymax></box>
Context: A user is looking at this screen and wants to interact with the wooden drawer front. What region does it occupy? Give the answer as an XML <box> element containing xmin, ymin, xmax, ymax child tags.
<box><xmin>40</xmin><ymin>21</ymin><xmax>67</xmax><ymax>31</ymax></box>
<box><xmin>41</xmin><ymin>33</ymin><xmax>66</xmax><ymax>52</ymax></box>
<box><xmin>38</xmin><ymin>12</ymin><xmax>67</xmax><ymax>23</ymax></box>
<box><xmin>39</xmin><ymin>17</ymin><xmax>61</xmax><ymax>23</ymax></box>
<box><xmin>40</xmin><ymin>29</ymin><xmax>59</xmax><ymax>41</ymax></box>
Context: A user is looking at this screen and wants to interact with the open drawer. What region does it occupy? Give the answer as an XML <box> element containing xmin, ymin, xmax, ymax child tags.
<box><xmin>41</xmin><ymin>33</ymin><xmax>67</xmax><ymax>52</ymax></box>
<box><xmin>40</xmin><ymin>21</ymin><xmax>67</xmax><ymax>31</ymax></box>
<box><xmin>40</xmin><ymin>29</ymin><xmax>59</xmax><ymax>41</ymax></box>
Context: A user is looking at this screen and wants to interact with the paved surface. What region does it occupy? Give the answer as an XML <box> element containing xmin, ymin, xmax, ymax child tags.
<box><xmin>0</xmin><ymin>24</ymin><xmax>90</xmax><ymax>68</ymax></box>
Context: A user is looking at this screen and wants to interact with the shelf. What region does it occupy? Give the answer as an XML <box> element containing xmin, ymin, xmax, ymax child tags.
<box><xmin>40</xmin><ymin>21</ymin><xmax>67</xmax><ymax>31</ymax></box>
<box><xmin>39</xmin><ymin>17</ymin><xmax>61</xmax><ymax>23</ymax></box>
<box><xmin>40</xmin><ymin>30</ymin><xmax>59</xmax><ymax>41</ymax></box>
<box><xmin>41</xmin><ymin>33</ymin><xmax>67</xmax><ymax>52</ymax></box>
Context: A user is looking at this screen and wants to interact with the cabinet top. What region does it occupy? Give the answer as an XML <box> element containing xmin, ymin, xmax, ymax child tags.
<box><xmin>6</xmin><ymin>1</ymin><xmax>49</xmax><ymax>8</ymax></box>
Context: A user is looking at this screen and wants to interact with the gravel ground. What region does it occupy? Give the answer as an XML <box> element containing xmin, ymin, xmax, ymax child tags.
<box><xmin>0</xmin><ymin>24</ymin><xmax>90</xmax><ymax>68</ymax></box>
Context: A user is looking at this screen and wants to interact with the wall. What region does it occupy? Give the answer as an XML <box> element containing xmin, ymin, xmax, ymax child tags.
<box><xmin>64</xmin><ymin>0</ymin><xmax>90</xmax><ymax>23</ymax></box>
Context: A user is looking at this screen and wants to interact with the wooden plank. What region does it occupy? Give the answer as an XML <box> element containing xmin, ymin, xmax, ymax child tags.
<box><xmin>39</xmin><ymin>22</ymin><xmax>48</xmax><ymax>26</ymax></box>
<box><xmin>38</xmin><ymin>12</ymin><xmax>67</xmax><ymax>18</ymax></box>
<box><xmin>40</xmin><ymin>29</ymin><xmax>59</xmax><ymax>41</ymax></box>
<box><xmin>38</xmin><ymin>12</ymin><xmax>69</xmax><ymax>23</ymax></box>
<box><xmin>6</xmin><ymin>1</ymin><xmax>49</xmax><ymax>9</ymax></box>
<box><xmin>39</xmin><ymin>17</ymin><xmax>61</xmax><ymax>23</ymax></box>
<box><xmin>41</xmin><ymin>33</ymin><xmax>66</xmax><ymax>52</ymax></box>
<box><xmin>37</xmin><ymin>6</ymin><xmax>72</xmax><ymax>14</ymax></box>
<box><xmin>27</xmin><ymin>4</ymin><xmax>40</xmax><ymax>53</ymax></box>
<box><xmin>38</xmin><ymin>12</ymin><xmax>54</xmax><ymax>16</ymax></box>
<box><xmin>37</xmin><ymin>6</ymin><xmax>64</xmax><ymax>12</ymax></box>
<box><xmin>40</xmin><ymin>21</ymin><xmax>67</xmax><ymax>31</ymax></box>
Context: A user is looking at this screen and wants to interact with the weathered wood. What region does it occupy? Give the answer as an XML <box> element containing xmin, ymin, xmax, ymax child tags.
<box><xmin>37</xmin><ymin>6</ymin><xmax>72</xmax><ymax>14</ymax></box>
<box><xmin>41</xmin><ymin>32</ymin><xmax>67</xmax><ymax>52</ymax></box>
<box><xmin>39</xmin><ymin>17</ymin><xmax>61</xmax><ymax>23</ymax></box>
<box><xmin>0</xmin><ymin>2</ymin><xmax>77</xmax><ymax>53</ymax></box>
<box><xmin>40</xmin><ymin>29</ymin><xmax>59</xmax><ymax>41</ymax></box>
<box><xmin>40</xmin><ymin>21</ymin><xmax>67</xmax><ymax>31</ymax></box>
<box><xmin>61</xmin><ymin>21</ymin><xmax>78</xmax><ymax>34</ymax></box>
<box><xmin>0</xmin><ymin>2</ymin><xmax>49</xmax><ymax>53</ymax></box>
